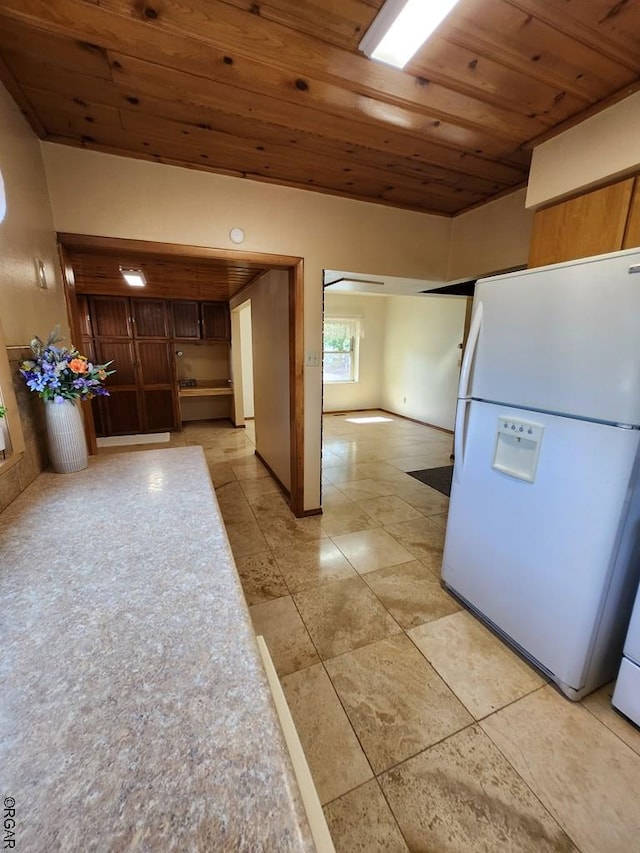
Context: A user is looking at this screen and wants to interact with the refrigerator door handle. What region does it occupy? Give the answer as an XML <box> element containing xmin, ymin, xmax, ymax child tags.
<box><xmin>454</xmin><ymin>397</ymin><xmax>470</xmax><ymax>481</ymax></box>
<box><xmin>458</xmin><ymin>301</ymin><xmax>483</xmax><ymax>399</ymax></box>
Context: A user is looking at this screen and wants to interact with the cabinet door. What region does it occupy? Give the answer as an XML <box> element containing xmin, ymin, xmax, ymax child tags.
<box><xmin>142</xmin><ymin>390</ymin><xmax>178</xmax><ymax>431</ymax></box>
<box><xmin>171</xmin><ymin>301</ymin><xmax>201</xmax><ymax>339</ymax></box>
<box><xmin>132</xmin><ymin>299</ymin><xmax>168</xmax><ymax>338</ymax></box>
<box><xmin>623</xmin><ymin>178</ymin><xmax>640</xmax><ymax>249</ymax></box>
<box><xmin>528</xmin><ymin>178</ymin><xmax>634</xmax><ymax>268</ymax></box>
<box><xmin>202</xmin><ymin>301</ymin><xmax>230</xmax><ymax>340</ymax></box>
<box><xmin>94</xmin><ymin>391</ymin><xmax>142</xmax><ymax>436</ymax></box>
<box><xmin>89</xmin><ymin>296</ymin><xmax>131</xmax><ymax>338</ymax></box>
<box><xmin>137</xmin><ymin>342</ymin><xmax>174</xmax><ymax>386</ymax></box>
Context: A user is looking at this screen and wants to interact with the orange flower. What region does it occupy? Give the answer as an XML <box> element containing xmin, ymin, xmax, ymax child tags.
<box><xmin>69</xmin><ymin>358</ymin><xmax>88</xmax><ymax>374</ymax></box>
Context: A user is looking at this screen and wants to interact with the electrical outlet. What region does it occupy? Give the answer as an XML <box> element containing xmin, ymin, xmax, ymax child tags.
<box><xmin>403</xmin><ymin>396</ymin><xmax>407</xmax><ymax>404</ymax></box>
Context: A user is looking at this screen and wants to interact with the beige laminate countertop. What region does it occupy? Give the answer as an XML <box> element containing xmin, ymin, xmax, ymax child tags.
<box><xmin>0</xmin><ymin>447</ymin><xmax>313</xmax><ymax>852</ymax></box>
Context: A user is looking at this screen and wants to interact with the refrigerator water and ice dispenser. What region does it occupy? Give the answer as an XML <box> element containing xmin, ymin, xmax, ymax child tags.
<box><xmin>492</xmin><ymin>418</ymin><xmax>544</xmax><ymax>483</ymax></box>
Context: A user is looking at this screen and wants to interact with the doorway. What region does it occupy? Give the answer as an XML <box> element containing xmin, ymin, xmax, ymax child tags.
<box><xmin>58</xmin><ymin>233</ymin><xmax>305</xmax><ymax>516</ymax></box>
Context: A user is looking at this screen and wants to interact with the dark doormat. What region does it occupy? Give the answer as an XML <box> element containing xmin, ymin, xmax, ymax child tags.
<box><xmin>407</xmin><ymin>465</ymin><xmax>454</xmax><ymax>497</ymax></box>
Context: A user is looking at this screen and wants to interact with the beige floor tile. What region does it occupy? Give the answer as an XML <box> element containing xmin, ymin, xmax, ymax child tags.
<box><xmin>352</xmin><ymin>462</ymin><xmax>410</xmax><ymax>481</ymax></box>
<box><xmin>238</xmin><ymin>476</ymin><xmax>282</xmax><ymax>503</ymax></box>
<box><xmin>364</xmin><ymin>561</ymin><xmax>461</xmax><ymax>629</ymax></box>
<box><xmin>387</xmin><ymin>450</ymin><xmax>453</xmax><ymax>471</ymax></box>
<box><xmin>384</xmin><ymin>516</ymin><xmax>446</xmax><ymax>573</ymax></box>
<box><xmin>429</xmin><ymin>510</ymin><xmax>449</xmax><ymax>530</ymax></box>
<box><xmin>337</xmin><ymin>478</ymin><xmax>396</xmax><ymax>502</ymax></box>
<box><xmin>326</xmin><ymin>634</ymin><xmax>473</xmax><ymax>773</ymax></box>
<box><xmin>323</xmin><ymin>780</ymin><xmax>409</xmax><ymax>853</ymax></box>
<box><xmin>409</xmin><ymin>610</ymin><xmax>545</xmax><ymax>719</ymax></box>
<box><xmin>582</xmin><ymin>682</ymin><xmax>640</xmax><ymax>757</ymax></box>
<box><xmin>332</xmin><ymin>528</ymin><xmax>414</xmax><ymax>575</ymax></box>
<box><xmin>273</xmin><ymin>539</ymin><xmax>356</xmax><ymax>593</ymax></box>
<box><xmin>224</xmin><ymin>518</ymin><xmax>269</xmax><ymax>558</ymax></box>
<box><xmin>320</xmin><ymin>504</ymin><xmax>379</xmax><ymax>537</ymax></box>
<box><xmin>249</xmin><ymin>595</ymin><xmax>319</xmax><ymax>677</ymax></box>
<box><xmin>388</xmin><ymin>480</ymin><xmax>450</xmax><ymax>517</ymax></box>
<box><xmin>230</xmin><ymin>455</ymin><xmax>270</xmax><ymax>480</ymax></box>
<box><xmin>356</xmin><ymin>495</ymin><xmax>423</xmax><ymax>526</ymax></box>
<box><xmin>380</xmin><ymin>725</ymin><xmax>577</xmax><ymax>853</ymax></box>
<box><xmin>214</xmin><ymin>481</ymin><xmax>255</xmax><ymax>524</ymax></box>
<box><xmin>481</xmin><ymin>686</ymin><xmax>640</xmax><ymax>853</ymax></box>
<box><xmin>260</xmin><ymin>513</ymin><xmax>327</xmax><ymax>550</ymax></box>
<box><xmin>234</xmin><ymin>550</ymin><xmax>289</xmax><ymax>605</ymax></box>
<box><xmin>207</xmin><ymin>461</ymin><xmax>237</xmax><ymax>488</ymax></box>
<box><xmin>320</xmin><ymin>484</ymin><xmax>355</xmax><ymax>508</ymax></box>
<box><xmin>294</xmin><ymin>576</ymin><xmax>401</xmax><ymax>660</ymax></box>
<box><xmin>281</xmin><ymin>663</ymin><xmax>373</xmax><ymax>805</ymax></box>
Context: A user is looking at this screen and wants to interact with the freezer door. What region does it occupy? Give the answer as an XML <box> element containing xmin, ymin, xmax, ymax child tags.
<box><xmin>470</xmin><ymin>249</ymin><xmax>640</xmax><ymax>426</ymax></box>
<box><xmin>443</xmin><ymin>400</ymin><xmax>640</xmax><ymax>690</ymax></box>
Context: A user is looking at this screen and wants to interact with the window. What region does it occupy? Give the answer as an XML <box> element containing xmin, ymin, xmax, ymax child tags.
<box><xmin>323</xmin><ymin>317</ymin><xmax>360</xmax><ymax>383</ymax></box>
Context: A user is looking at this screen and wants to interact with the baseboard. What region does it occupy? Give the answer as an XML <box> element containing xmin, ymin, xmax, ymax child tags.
<box><xmin>379</xmin><ymin>409</ymin><xmax>454</xmax><ymax>435</ymax></box>
<box><xmin>254</xmin><ymin>449</ymin><xmax>290</xmax><ymax>498</ymax></box>
<box><xmin>302</xmin><ymin>507</ymin><xmax>323</xmax><ymax>517</ymax></box>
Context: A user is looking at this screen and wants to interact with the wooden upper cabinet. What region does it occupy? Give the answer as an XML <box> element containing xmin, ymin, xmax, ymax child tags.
<box><xmin>90</xmin><ymin>296</ymin><xmax>131</xmax><ymax>338</ymax></box>
<box><xmin>132</xmin><ymin>299</ymin><xmax>168</xmax><ymax>338</ymax></box>
<box><xmin>171</xmin><ymin>300</ymin><xmax>201</xmax><ymax>340</ymax></box>
<box><xmin>528</xmin><ymin>177</ymin><xmax>635</xmax><ymax>268</ymax></box>
<box><xmin>623</xmin><ymin>178</ymin><xmax>640</xmax><ymax>249</ymax></box>
<box><xmin>77</xmin><ymin>294</ymin><xmax>93</xmax><ymax>338</ymax></box>
<box><xmin>202</xmin><ymin>301</ymin><xmax>230</xmax><ymax>340</ymax></box>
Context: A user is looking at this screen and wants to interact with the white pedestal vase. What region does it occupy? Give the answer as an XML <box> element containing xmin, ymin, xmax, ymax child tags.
<box><xmin>44</xmin><ymin>399</ymin><xmax>88</xmax><ymax>474</ymax></box>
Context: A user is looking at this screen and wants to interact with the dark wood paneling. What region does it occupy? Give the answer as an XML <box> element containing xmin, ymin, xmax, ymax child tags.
<box><xmin>171</xmin><ymin>301</ymin><xmax>201</xmax><ymax>340</ymax></box>
<box><xmin>202</xmin><ymin>302</ymin><xmax>230</xmax><ymax>341</ymax></box>
<box><xmin>137</xmin><ymin>341</ymin><xmax>173</xmax><ymax>386</ymax></box>
<box><xmin>143</xmin><ymin>390</ymin><xmax>177</xmax><ymax>431</ymax></box>
<box><xmin>90</xmin><ymin>296</ymin><xmax>130</xmax><ymax>338</ymax></box>
<box><xmin>95</xmin><ymin>340</ymin><xmax>138</xmax><ymax>386</ymax></box>
<box><xmin>132</xmin><ymin>298</ymin><xmax>168</xmax><ymax>338</ymax></box>
<box><xmin>95</xmin><ymin>390</ymin><xmax>142</xmax><ymax>435</ymax></box>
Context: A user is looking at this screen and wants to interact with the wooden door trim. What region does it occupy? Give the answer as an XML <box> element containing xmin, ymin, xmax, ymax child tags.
<box><xmin>58</xmin><ymin>233</ymin><xmax>306</xmax><ymax>518</ymax></box>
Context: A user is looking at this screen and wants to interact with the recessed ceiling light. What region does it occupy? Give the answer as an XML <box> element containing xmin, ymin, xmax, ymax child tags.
<box><xmin>359</xmin><ymin>0</ymin><xmax>462</xmax><ymax>70</ymax></box>
<box><xmin>119</xmin><ymin>267</ymin><xmax>146</xmax><ymax>287</ymax></box>
<box><xmin>229</xmin><ymin>227</ymin><xmax>245</xmax><ymax>244</ymax></box>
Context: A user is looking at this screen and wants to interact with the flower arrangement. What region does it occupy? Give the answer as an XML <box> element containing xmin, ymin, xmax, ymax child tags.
<box><xmin>19</xmin><ymin>327</ymin><xmax>114</xmax><ymax>403</ymax></box>
<box><xmin>0</xmin><ymin>404</ymin><xmax>5</xmax><ymax>418</ymax></box>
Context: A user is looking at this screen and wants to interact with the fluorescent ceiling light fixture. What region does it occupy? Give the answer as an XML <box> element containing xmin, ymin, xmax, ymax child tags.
<box><xmin>119</xmin><ymin>267</ymin><xmax>146</xmax><ymax>287</ymax></box>
<box><xmin>360</xmin><ymin>0</ymin><xmax>461</xmax><ymax>69</ymax></box>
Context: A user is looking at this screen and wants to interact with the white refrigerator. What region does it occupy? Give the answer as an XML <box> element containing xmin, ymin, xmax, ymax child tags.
<box><xmin>442</xmin><ymin>248</ymin><xmax>640</xmax><ymax>700</ymax></box>
<box><xmin>612</xmin><ymin>589</ymin><xmax>640</xmax><ymax>724</ymax></box>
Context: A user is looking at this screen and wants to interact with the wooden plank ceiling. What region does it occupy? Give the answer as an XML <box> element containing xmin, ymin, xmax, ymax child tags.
<box><xmin>0</xmin><ymin>0</ymin><xmax>639</xmax><ymax>216</ymax></box>
<box><xmin>66</xmin><ymin>244</ymin><xmax>270</xmax><ymax>300</ymax></box>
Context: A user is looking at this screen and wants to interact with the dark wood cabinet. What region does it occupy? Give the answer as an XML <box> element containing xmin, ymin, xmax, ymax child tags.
<box><xmin>202</xmin><ymin>301</ymin><xmax>230</xmax><ymax>340</ymax></box>
<box><xmin>132</xmin><ymin>299</ymin><xmax>168</xmax><ymax>338</ymax></box>
<box><xmin>86</xmin><ymin>296</ymin><xmax>178</xmax><ymax>436</ymax></box>
<box><xmin>170</xmin><ymin>299</ymin><xmax>230</xmax><ymax>341</ymax></box>
<box><xmin>171</xmin><ymin>300</ymin><xmax>201</xmax><ymax>340</ymax></box>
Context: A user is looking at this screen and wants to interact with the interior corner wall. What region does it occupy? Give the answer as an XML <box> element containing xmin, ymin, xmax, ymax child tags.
<box><xmin>447</xmin><ymin>188</ymin><xmax>534</xmax><ymax>282</ymax></box>
<box><xmin>239</xmin><ymin>303</ymin><xmax>255</xmax><ymax>419</ymax></box>
<box><xmin>323</xmin><ymin>293</ymin><xmax>386</xmax><ymax>412</ymax></box>
<box><xmin>527</xmin><ymin>92</ymin><xmax>640</xmax><ymax>209</ymax></box>
<box><xmin>232</xmin><ymin>270</ymin><xmax>290</xmax><ymax>489</ymax></box>
<box><xmin>0</xmin><ymin>82</ymin><xmax>68</xmax><ymax>509</ymax></box>
<box><xmin>381</xmin><ymin>295</ymin><xmax>467</xmax><ymax>431</ymax></box>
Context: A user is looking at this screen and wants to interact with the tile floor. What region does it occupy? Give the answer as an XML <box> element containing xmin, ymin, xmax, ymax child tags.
<box><xmin>101</xmin><ymin>412</ymin><xmax>640</xmax><ymax>852</ymax></box>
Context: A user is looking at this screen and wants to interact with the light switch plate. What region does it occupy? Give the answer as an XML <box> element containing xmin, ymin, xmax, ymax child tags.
<box><xmin>305</xmin><ymin>350</ymin><xmax>320</xmax><ymax>367</ymax></box>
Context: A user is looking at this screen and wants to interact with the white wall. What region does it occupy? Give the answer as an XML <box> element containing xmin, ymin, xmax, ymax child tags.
<box><xmin>381</xmin><ymin>296</ymin><xmax>467</xmax><ymax>431</ymax></box>
<box><xmin>232</xmin><ymin>270</ymin><xmax>290</xmax><ymax>489</ymax></box>
<box><xmin>239</xmin><ymin>302</ymin><xmax>255</xmax><ymax>418</ymax></box>
<box><xmin>323</xmin><ymin>293</ymin><xmax>386</xmax><ymax>412</ymax></box>
<box><xmin>448</xmin><ymin>188</ymin><xmax>533</xmax><ymax>281</ymax></box>
<box><xmin>527</xmin><ymin>92</ymin><xmax>640</xmax><ymax>209</ymax></box>
<box><xmin>41</xmin><ymin>143</ymin><xmax>452</xmax><ymax>511</ymax></box>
